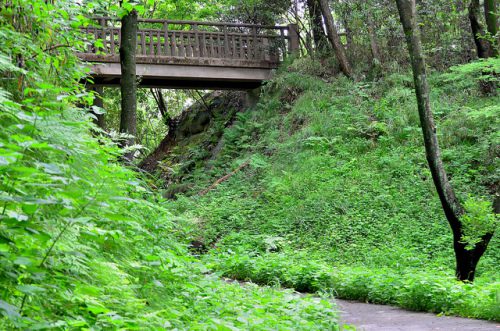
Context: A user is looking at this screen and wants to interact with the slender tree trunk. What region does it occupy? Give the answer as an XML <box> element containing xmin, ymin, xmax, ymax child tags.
<box><xmin>367</xmin><ymin>13</ymin><xmax>382</xmax><ymax>65</ymax></box>
<box><xmin>307</xmin><ymin>0</ymin><xmax>328</xmax><ymax>51</ymax></box>
<box><xmin>395</xmin><ymin>0</ymin><xmax>493</xmax><ymax>282</ymax></box>
<box><xmin>119</xmin><ymin>9</ymin><xmax>138</xmax><ymax>157</ymax></box>
<box><xmin>469</xmin><ymin>0</ymin><xmax>492</xmax><ymax>58</ymax></box>
<box><xmin>318</xmin><ymin>0</ymin><xmax>353</xmax><ymax>77</ymax></box>
<box><xmin>341</xmin><ymin>16</ymin><xmax>354</xmax><ymax>53</ymax></box>
<box><xmin>151</xmin><ymin>88</ymin><xmax>169</xmax><ymax>124</ymax></box>
<box><xmin>484</xmin><ymin>0</ymin><xmax>498</xmax><ymax>56</ymax></box>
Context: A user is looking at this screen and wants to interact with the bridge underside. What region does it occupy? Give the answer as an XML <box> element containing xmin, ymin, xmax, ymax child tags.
<box><xmin>84</xmin><ymin>56</ymin><xmax>275</xmax><ymax>90</ymax></box>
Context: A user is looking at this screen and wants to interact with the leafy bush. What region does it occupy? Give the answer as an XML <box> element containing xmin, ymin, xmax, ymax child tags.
<box><xmin>167</xmin><ymin>57</ymin><xmax>499</xmax><ymax>321</ymax></box>
<box><xmin>0</xmin><ymin>2</ymin><xmax>340</xmax><ymax>329</ymax></box>
<box><xmin>206</xmin><ymin>247</ymin><xmax>500</xmax><ymax>321</ymax></box>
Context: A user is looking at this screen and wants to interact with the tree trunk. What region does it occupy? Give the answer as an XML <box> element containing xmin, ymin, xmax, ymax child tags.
<box><xmin>484</xmin><ymin>0</ymin><xmax>498</xmax><ymax>57</ymax></box>
<box><xmin>395</xmin><ymin>0</ymin><xmax>493</xmax><ymax>282</ymax></box>
<box><xmin>318</xmin><ymin>0</ymin><xmax>353</xmax><ymax>77</ymax></box>
<box><xmin>367</xmin><ymin>13</ymin><xmax>382</xmax><ymax>65</ymax></box>
<box><xmin>344</xmin><ymin>21</ymin><xmax>354</xmax><ymax>53</ymax></box>
<box><xmin>306</xmin><ymin>0</ymin><xmax>328</xmax><ymax>51</ymax></box>
<box><xmin>454</xmin><ymin>232</ymin><xmax>494</xmax><ymax>282</ymax></box>
<box><xmin>119</xmin><ymin>9</ymin><xmax>138</xmax><ymax>157</ymax></box>
<box><xmin>151</xmin><ymin>88</ymin><xmax>169</xmax><ymax>124</ymax></box>
<box><xmin>469</xmin><ymin>0</ymin><xmax>492</xmax><ymax>58</ymax></box>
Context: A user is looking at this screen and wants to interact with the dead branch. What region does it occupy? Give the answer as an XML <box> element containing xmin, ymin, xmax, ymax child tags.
<box><xmin>198</xmin><ymin>160</ymin><xmax>251</xmax><ymax>196</ymax></box>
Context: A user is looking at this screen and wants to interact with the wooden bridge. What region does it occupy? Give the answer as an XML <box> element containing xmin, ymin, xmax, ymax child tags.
<box><xmin>79</xmin><ymin>17</ymin><xmax>299</xmax><ymax>89</ymax></box>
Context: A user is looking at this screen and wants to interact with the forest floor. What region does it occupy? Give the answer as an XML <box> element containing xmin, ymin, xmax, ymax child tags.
<box><xmin>337</xmin><ymin>299</ymin><xmax>500</xmax><ymax>331</ymax></box>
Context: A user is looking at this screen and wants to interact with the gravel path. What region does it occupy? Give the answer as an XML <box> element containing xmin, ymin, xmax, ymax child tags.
<box><xmin>337</xmin><ymin>299</ymin><xmax>500</xmax><ymax>331</ymax></box>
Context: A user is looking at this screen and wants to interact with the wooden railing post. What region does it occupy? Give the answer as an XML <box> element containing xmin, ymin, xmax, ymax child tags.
<box><xmin>287</xmin><ymin>23</ymin><xmax>300</xmax><ymax>54</ymax></box>
<box><xmin>252</xmin><ymin>27</ymin><xmax>258</xmax><ymax>60</ymax></box>
<box><xmin>193</xmin><ymin>24</ymin><xmax>200</xmax><ymax>57</ymax></box>
<box><xmin>223</xmin><ymin>25</ymin><xmax>230</xmax><ymax>58</ymax></box>
<box><xmin>100</xmin><ymin>18</ymin><xmax>107</xmax><ymax>53</ymax></box>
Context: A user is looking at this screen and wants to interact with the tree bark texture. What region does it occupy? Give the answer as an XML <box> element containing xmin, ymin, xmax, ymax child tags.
<box><xmin>119</xmin><ymin>9</ymin><xmax>138</xmax><ymax>153</ymax></box>
<box><xmin>318</xmin><ymin>0</ymin><xmax>353</xmax><ymax>77</ymax></box>
<box><xmin>469</xmin><ymin>0</ymin><xmax>493</xmax><ymax>58</ymax></box>
<box><xmin>484</xmin><ymin>0</ymin><xmax>498</xmax><ymax>56</ymax></box>
<box><xmin>306</xmin><ymin>0</ymin><xmax>328</xmax><ymax>51</ymax></box>
<box><xmin>395</xmin><ymin>0</ymin><xmax>493</xmax><ymax>282</ymax></box>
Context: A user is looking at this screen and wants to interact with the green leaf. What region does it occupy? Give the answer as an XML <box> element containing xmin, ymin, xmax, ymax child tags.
<box><xmin>0</xmin><ymin>300</ymin><xmax>21</xmax><ymax>318</ymax></box>
<box><xmin>17</xmin><ymin>285</ymin><xmax>46</xmax><ymax>295</ymax></box>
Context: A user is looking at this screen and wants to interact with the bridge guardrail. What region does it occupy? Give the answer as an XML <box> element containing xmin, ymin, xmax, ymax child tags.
<box><xmin>78</xmin><ymin>17</ymin><xmax>299</xmax><ymax>68</ymax></box>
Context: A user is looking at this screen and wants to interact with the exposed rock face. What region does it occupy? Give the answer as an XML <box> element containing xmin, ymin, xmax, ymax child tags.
<box><xmin>139</xmin><ymin>91</ymin><xmax>247</xmax><ymax>183</ymax></box>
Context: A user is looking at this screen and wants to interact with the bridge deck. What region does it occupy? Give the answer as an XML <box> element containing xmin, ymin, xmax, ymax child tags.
<box><xmin>78</xmin><ymin>17</ymin><xmax>299</xmax><ymax>89</ymax></box>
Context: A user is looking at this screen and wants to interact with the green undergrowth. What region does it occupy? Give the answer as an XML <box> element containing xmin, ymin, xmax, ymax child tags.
<box><xmin>167</xmin><ymin>57</ymin><xmax>500</xmax><ymax>320</ymax></box>
<box><xmin>203</xmin><ymin>234</ymin><xmax>500</xmax><ymax>321</ymax></box>
<box><xmin>0</xmin><ymin>3</ymin><xmax>339</xmax><ymax>329</ymax></box>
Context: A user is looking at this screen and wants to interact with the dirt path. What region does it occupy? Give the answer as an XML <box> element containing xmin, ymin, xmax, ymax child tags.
<box><xmin>337</xmin><ymin>299</ymin><xmax>499</xmax><ymax>331</ymax></box>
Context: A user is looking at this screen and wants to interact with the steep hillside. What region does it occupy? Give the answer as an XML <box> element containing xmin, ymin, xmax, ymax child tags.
<box><xmin>161</xmin><ymin>58</ymin><xmax>500</xmax><ymax>320</ymax></box>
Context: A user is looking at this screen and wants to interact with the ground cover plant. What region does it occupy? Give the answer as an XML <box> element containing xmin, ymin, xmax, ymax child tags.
<box><xmin>0</xmin><ymin>1</ymin><xmax>339</xmax><ymax>329</ymax></box>
<box><xmin>168</xmin><ymin>57</ymin><xmax>499</xmax><ymax>320</ymax></box>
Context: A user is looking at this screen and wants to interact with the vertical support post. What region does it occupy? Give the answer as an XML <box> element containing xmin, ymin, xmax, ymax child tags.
<box><xmin>141</xmin><ymin>31</ymin><xmax>146</xmax><ymax>55</ymax></box>
<box><xmin>149</xmin><ymin>30</ymin><xmax>154</xmax><ymax>55</ymax></box>
<box><xmin>201</xmin><ymin>31</ymin><xmax>207</xmax><ymax>57</ymax></box>
<box><xmin>287</xmin><ymin>23</ymin><xmax>300</xmax><ymax>54</ymax></box>
<box><xmin>179</xmin><ymin>31</ymin><xmax>185</xmax><ymax>57</ymax></box>
<box><xmin>163</xmin><ymin>22</ymin><xmax>169</xmax><ymax>56</ymax></box>
<box><xmin>239</xmin><ymin>35</ymin><xmax>244</xmax><ymax>59</ymax></box>
<box><xmin>100</xmin><ymin>18</ymin><xmax>107</xmax><ymax>53</ymax></box>
<box><xmin>232</xmin><ymin>34</ymin><xmax>237</xmax><ymax>58</ymax></box>
<box><xmin>193</xmin><ymin>24</ymin><xmax>200</xmax><ymax>57</ymax></box>
<box><xmin>217</xmin><ymin>33</ymin><xmax>222</xmax><ymax>57</ymax></box>
<box><xmin>156</xmin><ymin>30</ymin><xmax>162</xmax><ymax>55</ymax></box>
<box><xmin>171</xmin><ymin>31</ymin><xmax>177</xmax><ymax>56</ymax></box>
<box><xmin>252</xmin><ymin>27</ymin><xmax>258</xmax><ymax>60</ymax></box>
<box><xmin>110</xmin><ymin>28</ymin><xmax>115</xmax><ymax>55</ymax></box>
<box><xmin>224</xmin><ymin>25</ymin><xmax>230</xmax><ymax>58</ymax></box>
<box><xmin>210</xmin><ymin>34</ymin><xmax>215</xmax><ymax>57</ymax></box>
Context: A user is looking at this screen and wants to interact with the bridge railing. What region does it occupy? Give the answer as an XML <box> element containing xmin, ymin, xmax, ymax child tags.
<box><xmin>79</xmin><ymin>17</ymin><xmax>299</xmax><ymax>67</ymax></box>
